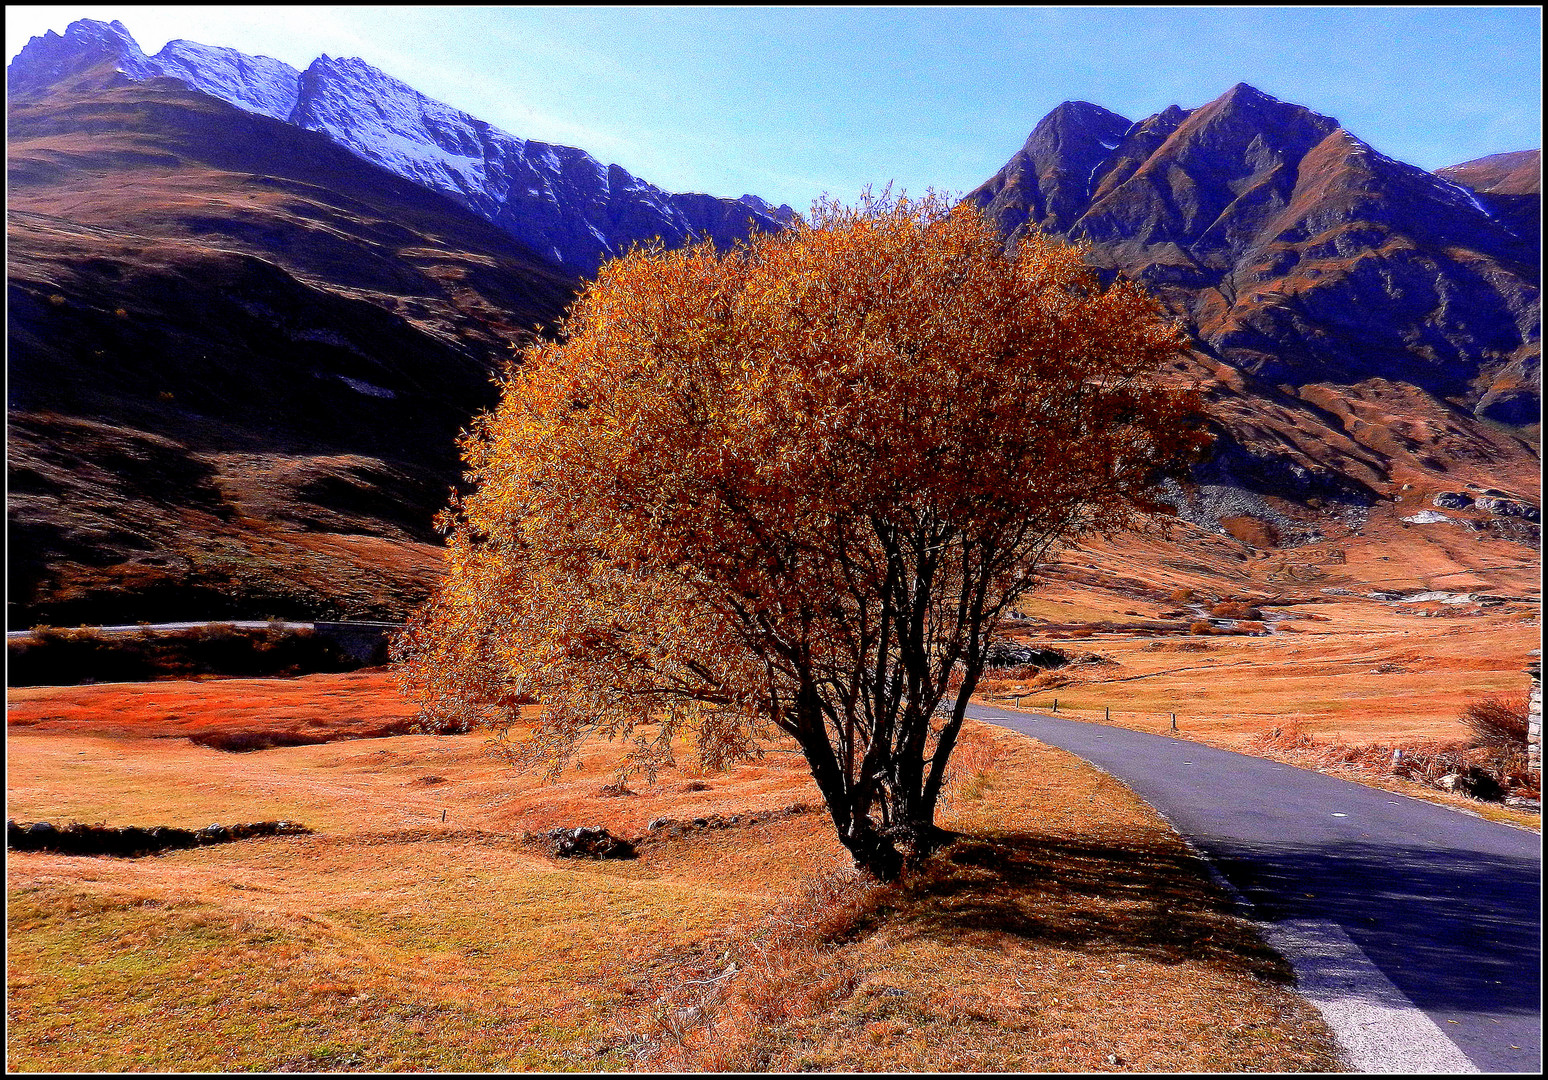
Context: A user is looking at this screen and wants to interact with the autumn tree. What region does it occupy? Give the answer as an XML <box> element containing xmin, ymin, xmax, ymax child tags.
<box><xmin>396</xmin><ymin>191</ymin><xmax>1208</xmax><ymax>880</ymax></box>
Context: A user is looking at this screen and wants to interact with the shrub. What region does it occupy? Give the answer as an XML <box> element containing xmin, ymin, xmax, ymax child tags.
<box><xmin>1460</xmin><ymin>694</ymin><xmax>1530</xmax><ymax>752</ymax></box>
<box><xmin>1189</xmin><ymin>621</ymin><xmax>1213</xmax><ymax>635</ymax></box>
<box><xmin>1249</xmin><ymin>721</ymin><xmax>1318</xmax><ymax>752</ymax></box>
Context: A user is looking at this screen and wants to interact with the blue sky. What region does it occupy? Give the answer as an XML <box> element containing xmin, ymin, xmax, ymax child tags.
<box><xmin>8</xmin><ymin>6</ymin><xmax>1542</xmax><ymax>209</ymax></box>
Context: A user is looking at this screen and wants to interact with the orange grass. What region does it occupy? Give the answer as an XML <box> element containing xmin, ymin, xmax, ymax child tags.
<box><xmin>977</xmin><ymin>605</ymin><xmax>1538</xmax><ymax>749</ymax></box>
<box><xmin>619</xmin><ymin>725</ymin><xmax>1340</xmax><ymax>1072</ymax></box>
<box><xmin>8</xmin><ymin>679</ymin><xmax>1339</xmax><ymax>1072</ymax></box>
<box><xmin>6</xmin><ymin>670</ymin><xmax>419</xmax><ymax>745</ymax></box>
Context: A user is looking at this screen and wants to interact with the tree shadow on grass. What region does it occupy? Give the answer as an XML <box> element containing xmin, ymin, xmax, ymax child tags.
<box><xmin>890</xmin><ymin>831</ymin><xmax>1297</xmax><ymax>984</ymax></box>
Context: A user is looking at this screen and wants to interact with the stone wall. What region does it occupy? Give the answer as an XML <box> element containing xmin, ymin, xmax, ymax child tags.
<box><xmin>1528</xmin><ymin>653</ymin><xmax>1541</xmax><ymax>776</ymax></box>
<box><xmin>311</xmin><ymin>621</ymin><xmax>401</xmax><ymax>665</ymax></box>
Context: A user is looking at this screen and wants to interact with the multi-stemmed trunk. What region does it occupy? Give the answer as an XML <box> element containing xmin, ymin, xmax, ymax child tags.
<box><xmin>785</xmin><ymin>641</ymin><xmax>987</xmax><ymax>883</ymax></box>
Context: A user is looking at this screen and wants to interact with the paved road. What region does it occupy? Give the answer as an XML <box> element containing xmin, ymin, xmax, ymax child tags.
<box><xmin>970</xmin><ymin>705</ymin><xmax>1541</xmax><ymax>1074</ymax></box>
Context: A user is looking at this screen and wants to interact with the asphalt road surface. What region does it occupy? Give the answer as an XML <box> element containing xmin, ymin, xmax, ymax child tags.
<box><xmin>970</xmin><ymin>705</ymin><xmax>1541</xmax><ymax>1074</ymax></box>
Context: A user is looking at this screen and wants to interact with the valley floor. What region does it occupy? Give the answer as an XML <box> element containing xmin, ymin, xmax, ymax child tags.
<box><xmin>6</xmin><ymin>494</ymin><xmax>1537</xmax><ymax>1071</ymax></box>
<box><xmin>7</xmin><ymin>672</ymin><xmax>1339</xmax><ymax>1072</ymax></box>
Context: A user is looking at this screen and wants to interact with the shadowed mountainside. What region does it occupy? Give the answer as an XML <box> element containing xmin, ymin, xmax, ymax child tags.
<box><xmin>7</xmin><ymin>70</ymin><xmax>578</xmax><ymax>625</ymax></box>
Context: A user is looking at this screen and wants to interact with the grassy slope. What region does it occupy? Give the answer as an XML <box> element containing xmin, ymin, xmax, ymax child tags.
<box><xmin>7</xmin><ymin>76</ymin><xmax>576</xmax><ymax>626</ymax></box>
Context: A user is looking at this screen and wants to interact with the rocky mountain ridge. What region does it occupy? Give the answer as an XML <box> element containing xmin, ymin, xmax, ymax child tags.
<box><xmin>969</xmin><ymin>84</ymin><xmax>1539</xmax><ymax>430</ymax></box>
<box><xmin>7</xmin><ymin>19</ymin><xmax>797</xmax><ymax>275</ymax></box>
<box><xmin>6</xmin><ymin>29</ymin><xmax>1538</xmax><ymax>624</ymax></box>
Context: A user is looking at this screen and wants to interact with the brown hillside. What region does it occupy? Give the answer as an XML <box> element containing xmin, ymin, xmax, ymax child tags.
<box><xmin>7</xmin><ymin>74</ymin><xmax>578</xmax><ymax>624</ymax></box>
<box><xmin>1437</xmin><ymin>149</ymin><xmax>1541</xmax><ymax>196</ymax></box>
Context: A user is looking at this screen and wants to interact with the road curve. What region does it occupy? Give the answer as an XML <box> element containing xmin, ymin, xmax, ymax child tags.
<box><xmin>969</xmin><ymin>705</ymin><xmax>1541</xmax><ymax>1074</ymax></box>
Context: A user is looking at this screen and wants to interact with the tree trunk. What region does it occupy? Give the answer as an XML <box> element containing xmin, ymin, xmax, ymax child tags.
<box><xmin>840</xmin><ymin>816</ymin><xmax>906</xmax><ymax>881</ymax></box>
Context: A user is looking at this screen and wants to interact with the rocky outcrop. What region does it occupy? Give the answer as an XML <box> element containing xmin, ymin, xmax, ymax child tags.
<box><xmin>983</xmin><ymin>642</ymin><xmax>1070</xmax><ymax>669</ymax></box>
<box><xmin>542</xmin><ymin>826</ymin><xmax>635</xmax><ymax>859</ymax></box>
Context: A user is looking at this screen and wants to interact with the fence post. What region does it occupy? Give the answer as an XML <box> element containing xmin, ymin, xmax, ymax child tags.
<box><xmin>1106</xmin><ymin>706</ymin><xmax>1110</xmax><ymax>722</ymax></box>
<box><xmin>1053</xmin><ymin>698</ymin><xmax>1058</xmax><ymax>713</ymax></box>
<box><xmin>1014</xmin><ymin>695</ymin><xmax>1022</xmax><ymax>710</ymax></box>
<box><xmin>1171</xmin><ymin>713</ymin><xmax>1177</xmax><ymax>731</ymax></box>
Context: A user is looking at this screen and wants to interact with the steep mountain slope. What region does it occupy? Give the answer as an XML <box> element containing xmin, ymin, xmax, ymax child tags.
<box><xmin>1435</xmin><ymin>149</ymin><xmax>1541</xmax><ymax>313</ymax></box>
<box><xmin>8</xmin><ymin>19</ymin><xmax>797</xmax><ymax>276</ymax></box>
<box><xmin>1438</xmin><ymin>149</ymin><xmax>1541</xmax><ymax>197</ymax></box>
<box><xmin>969</xmin><ymin>84</ymin><xmax>1540</xmax><ymax>539</ymax></box>
<box><xmin>7</xmin><ymin>70</ymin><xmax>578</xmax><ymax>624</ymax></box>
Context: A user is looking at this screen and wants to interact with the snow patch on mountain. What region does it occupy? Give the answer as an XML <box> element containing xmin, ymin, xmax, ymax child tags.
<box><xmin>149</xmin><ymin>40</ymin><xmax>301</xmax><ymax>121</ymax></box>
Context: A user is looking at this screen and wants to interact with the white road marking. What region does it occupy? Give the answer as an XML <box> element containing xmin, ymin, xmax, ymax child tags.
<box><xmin>1332</xmin><ymin>812</ymin><xmax>1348</xmax><ymax>817</ymax></box>
<box><xmin>1259</xmin><ymin>918</ymin><xmax>1479</xmax><ymax>1073</ymax></box>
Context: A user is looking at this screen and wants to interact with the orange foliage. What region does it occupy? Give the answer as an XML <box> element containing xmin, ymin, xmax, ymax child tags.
<box><xmin>397</xmin><ymin>191</ymin><xmax>1208</xmax><ymax>878</ymax></box>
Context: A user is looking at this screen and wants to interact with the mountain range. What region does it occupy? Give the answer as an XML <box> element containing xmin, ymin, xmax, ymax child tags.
<box><xmin>968</xmin><ymin>85</ymin><xmax>1539</xmax><ymax>428</ymax></box>
<box><xmin>6</xmin><ymin>20</ymin><xmax>1541</xmax><ymax>625</ymax></box>
<box><xmin>967</xmin><ymin>83</ymin><xmax>1539</xmax><ymax>550</ymax></box>
<box><xmin>7</xmin><ymin>19</ymin><xmax>796</xmax><ymax>275</ymax></box>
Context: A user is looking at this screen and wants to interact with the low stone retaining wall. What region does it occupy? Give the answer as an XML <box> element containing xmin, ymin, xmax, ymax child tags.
<box><xmin>311</xmin><ymin>621</ymin><xmax>402</xmax><ymax>666</ymax></box>
<box><xmin>521</xmin><ymin>803</ymin><xmax>820</xmax><ymax>860</ymax></box>
<box><xmin>7</xmin><ymin>819</ymin><xmax>311</xmax><ymax>856</ymax></box>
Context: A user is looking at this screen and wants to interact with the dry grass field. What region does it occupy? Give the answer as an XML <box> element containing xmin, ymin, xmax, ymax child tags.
<box><xmin>974</xmin><ymin>507</ymin><xmax>1541</xmax><ymax>827</ymax></box>
<box><xmin>7</xmin><ymin>671</ymin><xmax>1340</xmax><ymax>1072</ymax></box>
<box><xmin>6</xmin><ymin>482</ymin><xmax>1536</xmax><ymax>1070</ymax></box>
<box><xmin>978</xmin><ymin>605</ymin><xmax>1539</xmax><ymax>748</ymax></box>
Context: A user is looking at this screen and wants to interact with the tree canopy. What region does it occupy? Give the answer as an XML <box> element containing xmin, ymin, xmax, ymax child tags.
<box><xmin>396</xmin><ymin>191</ymin><xmax>1209</xmax><ymax>879</ymax></box>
